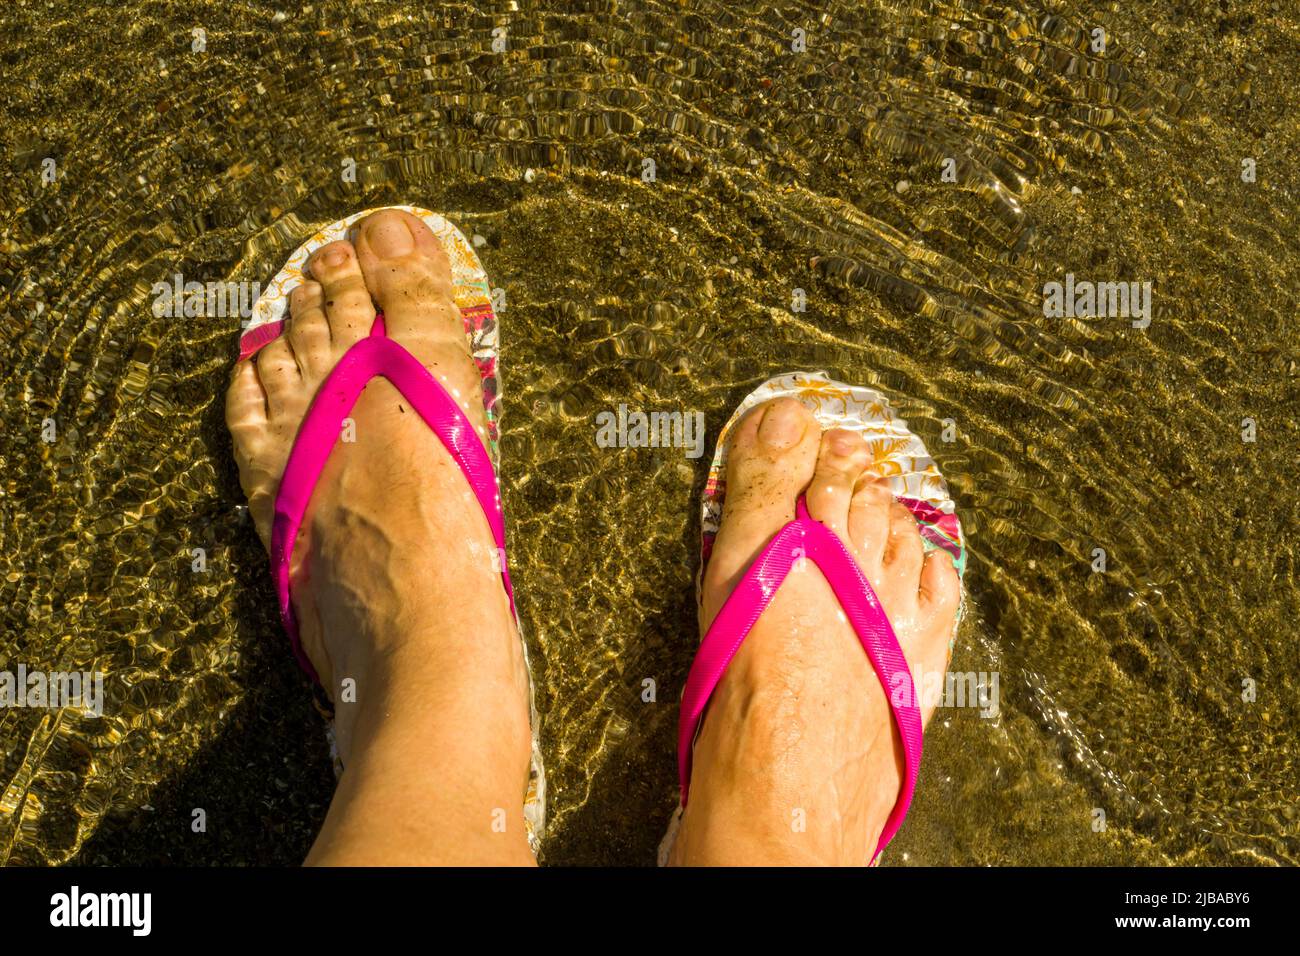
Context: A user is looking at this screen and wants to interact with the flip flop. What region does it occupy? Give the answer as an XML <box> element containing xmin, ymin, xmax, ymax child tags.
<box><xmin>660</xmin><ymin>371</ymin><xmax>967</xmax><ymax>865</ymax></box>
<box><xmin>238</xmin><ymin>205</ymin><xmax>546</xmax><ymax>850</ymax></box>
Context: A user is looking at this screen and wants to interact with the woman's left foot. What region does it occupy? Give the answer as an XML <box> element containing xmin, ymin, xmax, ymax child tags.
<box><xmin>671</xmin><ymin>400</ymin><xmax>961</xmax><ymax>865</ymax></box>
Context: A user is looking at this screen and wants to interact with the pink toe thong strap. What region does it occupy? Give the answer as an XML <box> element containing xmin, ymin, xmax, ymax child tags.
<box><xmin>258</xmin><ymin>314</ymin><xmax>515</xmax><ymax>684</ymax></box>
<box><xmin>676</xmin><ymin>496</ymin><xmax>923</xmax><ymax>863</ymax></box>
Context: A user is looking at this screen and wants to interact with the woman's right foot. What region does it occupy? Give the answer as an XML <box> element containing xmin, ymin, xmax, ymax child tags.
<box><xmin>669</xmin><ymin>398</ymin><xmax>962</xmax><ymax>865</ymax></box>
<box><xmin>224</xmin><ymin>209</ymin><xmax>534</xmax><ymax>865</ymax></box>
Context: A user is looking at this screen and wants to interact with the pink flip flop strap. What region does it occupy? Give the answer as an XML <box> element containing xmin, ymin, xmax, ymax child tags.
<box><xmin>259</xmin><ymin>314</ymin><xmax>515</xmax><ymax>684</ymax></box>
<box><xmin>677</xmin><ymin>496</ymin><xmax>923</xmax><ymax>863</ymax></box>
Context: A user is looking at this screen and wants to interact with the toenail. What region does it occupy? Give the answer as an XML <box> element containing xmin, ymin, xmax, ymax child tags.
<box><xmin>366</xmin><ymin>219</ymin><xmax>414</xmax><ymax>257</ymax></box>
<box><xmin>322</xmin><ymin>245</ymin><xmax>349</xmax><ymax>267</ymax></box>
<box><xmin>756</xmin><ymin>401</ymin><xmax>807</xmax><ymax>449</ymax></box>
<box><xmin>832</xmin><ymin>432</ymin><xmax>857</xmax><ymax>456</ymax></box>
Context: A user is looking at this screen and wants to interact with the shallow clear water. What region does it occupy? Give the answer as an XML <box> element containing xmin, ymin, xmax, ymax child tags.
<box><xmin>0</xmin><ymin>0</ymin><xmax>1296</xmax><ymax>865</ymax></box>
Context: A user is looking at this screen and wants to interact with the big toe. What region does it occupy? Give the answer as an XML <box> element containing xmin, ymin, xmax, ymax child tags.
<box><xmin>352</xmin><ymin>208</ymin><xmax>463</xmax><ymax>345</ymax></box>
<box><xmin>701</xmin><ymin>398</ymin><xmax>820</xmax><ymax>622</ymax></box>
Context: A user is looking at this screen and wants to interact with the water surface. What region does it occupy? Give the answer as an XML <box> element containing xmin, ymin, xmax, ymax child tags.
<box><xmin>0</xmin><ymin>0</ymin><xmax>1296</xmax><ymax>865</ymax></box>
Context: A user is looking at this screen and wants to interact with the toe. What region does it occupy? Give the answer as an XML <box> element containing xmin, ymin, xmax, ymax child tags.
<box><xmin>306</xmin><ymin>240</ymin><xmax>374</xmax><ymax>350</ymax></box>
<box><xmin>354</xmin><ymin>207</ymin><xmax>449</xmax><ymax>268</ymax></box>
<box><xmin>883</xmin><ymin>499</ymin><xmax>925</xmax><ymax>588</ymax></box>
<box><xmin>224</xmin><ymin>359</ymin><xmax>275</xmax><ymax>544</ymax></box>
<box><xmin>724</xmin><ymin>398</ymin><xmax>820</xmax><ymax>516</ymax></box>
<box><xmin>918</xmin><ymin>549</ymin><xmax>961</xmax><ymax>618</ymax></box>
<box><xmin>352</xmin><ymin>209</ymin><xmax>461</xmax><ymax>343</ymax></box>
<box><xmin>702</xmin><ymin>398</ymin><xmax>820</xmax><ymax>621</ymax></box>
<box><xmin>806</xmin><ymin>429</ymin><xmax>870</xmax><ymax>540</ymax></box>
<box><xmin>847</xmin><ymin>475</ymin><xmax>893</xmax><ymax>572</ymax></box>
<box><xmin>254</xmin><ymin>336</ymin><xmax>301</xmax><ymax>415</ymax></box>
<box><xmin>286</xmin><ymin>281</ymin><xmax>331</xmax><ymax>377</ymax></box>
<box><xmin>225</xmin><ymin>359</ymin><xmax>268</xmax><ymax>435</ymax></box>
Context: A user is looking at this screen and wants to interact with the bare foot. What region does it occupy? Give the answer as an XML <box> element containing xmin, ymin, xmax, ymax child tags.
<box><xmin>669</xmin><ymin>398</ymin><xmax>961</xmax><ymax>865</ymax></box>
<box><xmin>224</xmin><ymin>209</ymin><xmax>533</xmax><ymax>865</ymax></box>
